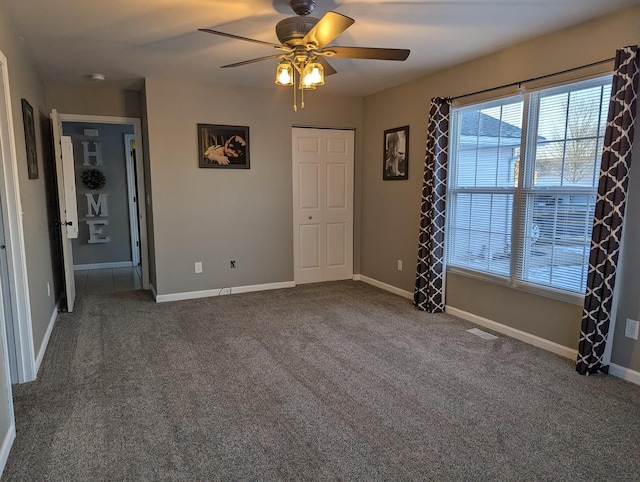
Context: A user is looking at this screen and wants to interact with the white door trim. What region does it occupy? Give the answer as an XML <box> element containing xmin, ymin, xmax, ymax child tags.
<box><xmin>58</xmin><ymin>114</ymin><xmax>150</xmax><ymax>290</ymax></box>
<box><xmin>0</xmin><ymin>50</ymin><xmax>35</xmax><ymax>383</ymax></box>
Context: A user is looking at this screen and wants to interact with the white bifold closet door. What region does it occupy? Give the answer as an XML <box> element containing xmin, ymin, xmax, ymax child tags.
<box><xmin>292</xmin><ymin>127</ymin><xmax>354</xmax><ymax>284</ymax></box>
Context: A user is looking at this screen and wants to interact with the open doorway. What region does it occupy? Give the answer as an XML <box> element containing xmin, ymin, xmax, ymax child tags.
<box><xmin>57</xmin><ymin>114</ymin><xmax>149</xmax><ymax>300</ymax></box>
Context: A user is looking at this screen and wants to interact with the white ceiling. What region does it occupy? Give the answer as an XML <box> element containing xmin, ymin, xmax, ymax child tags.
<box><xmin>3</xmin><ymin>0</ymin><xmax>638</xmax><ymax>96</ymax></box>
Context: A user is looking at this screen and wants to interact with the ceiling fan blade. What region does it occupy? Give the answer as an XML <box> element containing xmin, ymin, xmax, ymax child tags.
<box><xmin>221</xmin><ymin>54</ymin><xmax>284</xmax><ymax>68</ymax></box>
<box><xmin>325</xmin><ymin>46</ymin><xmax>410</xmax><ymax>61</ymax></box>
<box><xmin>302</xmin><ymin>11</ymin><xmax>355</xmax><ymax>49</ymax></box>
<box><xmin>198</xmin><ymin>28</ymin><xmax>284</xmax><ymax>49</ymax></box>
<box><xmin>316</xmin><ymin>56</ymin><xmax>337</xmax><ymax>76</ymax></box>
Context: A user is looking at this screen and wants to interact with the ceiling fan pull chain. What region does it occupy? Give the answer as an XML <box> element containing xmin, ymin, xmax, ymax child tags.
<box><xmin>293</xmin><ymin>68</ymin><xmax>297</xmax><ymax>112</ymax></box>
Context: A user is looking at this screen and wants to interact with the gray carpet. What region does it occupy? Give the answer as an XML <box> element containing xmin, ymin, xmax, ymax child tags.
<box><xmin>3</xmin><ymin>281</ymin><xmax>640</xmax><ymax>481</ymax></box>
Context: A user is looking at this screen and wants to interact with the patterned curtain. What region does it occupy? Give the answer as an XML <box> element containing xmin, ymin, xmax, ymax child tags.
<box><xmin>414</xmin><ymin>97</ymin><xmax>451</xmax><ymax>312</ymax></box>
<box><xmin>577</xmin><ymin>46</ymin><xmax>639</xmax><ymax>375</ymax></box>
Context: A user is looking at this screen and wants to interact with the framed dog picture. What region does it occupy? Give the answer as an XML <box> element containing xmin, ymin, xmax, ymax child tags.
<box><xmin>21</xmin><ymin>99</ymin><xmax>39</xmax><ymax>179</ymax></box>
<box><xmin>383</xmin><ymin>125</ymin><xmax>409</xmax><ymax>180</ymax></box>
<box><xmin>198</xmin><ymin>124</ymin><xmax>250</xmax><ymax>169</ymax></box>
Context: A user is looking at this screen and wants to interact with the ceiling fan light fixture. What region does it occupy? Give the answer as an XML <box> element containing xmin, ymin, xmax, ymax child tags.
<box><xmin>304</xmin><ymin>60</ymin><xmax>324</xmax><ymax>85</ymax></box>
<box><xmin>299</xmin><ymin>71</ymin><xmax>316</xmax><ymax>90</ymax></box>
<box><xmin>275</xmin><ymin>60</ymin><xmax>294</xmax><ymax>86</ymax></box>
<box><xmin>200</xmin><ymin>2</ymin><xmax>410</xmax><ymax>112</ymax></box>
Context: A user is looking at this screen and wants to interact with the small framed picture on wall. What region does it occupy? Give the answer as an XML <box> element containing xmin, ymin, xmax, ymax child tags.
<box><xmin>383</xmin><ymin>125</ymin><xmax>409</xmax><ymax>181</ymax></box>
<box><xmin>21</xmin><ymin>99</ymin><xmax>39</xmax><ymax>179</ymax></box>
<box><xmin>198</xmin><ymin>124</ymin><xmax>250</xmax><ymax>169</ymax></box>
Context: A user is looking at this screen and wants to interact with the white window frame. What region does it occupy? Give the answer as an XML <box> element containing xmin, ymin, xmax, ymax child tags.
<box><xmin>446</xmin><ymin>75</ymin><xmax>612</xmax><ymax>305</ymax></box>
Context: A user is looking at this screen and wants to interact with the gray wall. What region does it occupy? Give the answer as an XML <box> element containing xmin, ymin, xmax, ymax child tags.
<box><xmin>45</xmin><ymin>84</ymin><xmax>142</xmax><ymax>118</ymax></box>
<box><xmin>361</xmin><ymin>5</ymin><xmax>640</xmax><ymax>369</ymax></box>
<box><xmin>0</xmin><ymin>2</ymin><xmax>57</xmax><ymax>360</ymax></box>
<box><xmin>63</xmin><ymin>122</ymin><xmax>134</xmax><ymax>266</ymax></box>
<box><xmin>611</xmin><ymin>126</ymin><xmax>640</xmax><ymax>369</ymax></box>
<box><xmin>0</xmin><ymin>0</ymin><xmax>57</xmax><ymax>440</ymax></box>
<box><xmin>144</xmin><ymin>79</ymin><xmax>363</xmax><ymax>296</ymax></box>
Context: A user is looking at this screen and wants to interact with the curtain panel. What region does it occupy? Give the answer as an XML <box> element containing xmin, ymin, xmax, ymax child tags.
<box><xmin>414</xmin><ymin>98</ymin><xmax>451</xmax><ymax>312</ymax></box>
<box><xmin>577</xmin><ymin>45</ymin><xmax>640</xmax><ymax>375</ymax></box>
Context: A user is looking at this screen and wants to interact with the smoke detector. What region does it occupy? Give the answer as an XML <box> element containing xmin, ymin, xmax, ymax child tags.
<box><xmin>90</xmin><ymin>73</ymin><xmax>105</xmax><ymax>82</ymax></box>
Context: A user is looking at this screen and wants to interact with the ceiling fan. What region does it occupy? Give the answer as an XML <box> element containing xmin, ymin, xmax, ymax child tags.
<box><xmin>198</xmin><ymin>0</ymin><xmax>410</xmax><ymax>109</ymax></box>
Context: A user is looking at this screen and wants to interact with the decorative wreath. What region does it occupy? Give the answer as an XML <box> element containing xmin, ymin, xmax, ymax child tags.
<box><xmin>81</xmin><ymin>168</ymin><xmax>106</xmax><ymax>190</ymax></box>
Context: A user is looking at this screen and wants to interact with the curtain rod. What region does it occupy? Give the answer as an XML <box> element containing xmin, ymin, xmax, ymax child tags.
<box><xmin>449</xmin><ymin>57</ymin><xmax>615</xmax><ymax>101</ymax></box>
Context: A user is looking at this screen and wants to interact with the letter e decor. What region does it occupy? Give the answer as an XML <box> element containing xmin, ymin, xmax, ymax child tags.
<box><xmin>87</xmin><ymin>220</ymin><xmax>110</xmax><ymax>244</ymax></box>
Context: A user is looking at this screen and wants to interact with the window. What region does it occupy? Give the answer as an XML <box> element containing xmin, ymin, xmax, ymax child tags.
<box><xmin>446</xmin><ymin>76</ymin><xmax>612</xmax><ymax>298</ymax></box>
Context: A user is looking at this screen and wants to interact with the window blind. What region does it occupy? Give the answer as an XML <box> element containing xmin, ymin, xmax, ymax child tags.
<box><xmin>515</xmin><ymin>79</ymin><xmax>611</xmax><ymax>294</ymax></box>
<box><xmin>446</xmin><ymin>76</ymin><xmax>612</xmax><ymax>298</ymax></box>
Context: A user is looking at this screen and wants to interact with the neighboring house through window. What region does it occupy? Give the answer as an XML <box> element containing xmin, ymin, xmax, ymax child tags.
<box><xmin>446</xmin><ymin>76</ymin><xmax>612</xmax><ymax>300</ymax></box>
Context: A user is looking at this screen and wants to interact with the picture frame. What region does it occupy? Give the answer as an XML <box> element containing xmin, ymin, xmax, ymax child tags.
<box><xmin>383</xmin><ymin>125</ymin><xmax>409</xmax><ymax>180</ymax></box>
<box><xmin>21</xmin><ymin>98</ymin><xmax>39</xmax><ymax>179</ymax></box>
<box><xmin>198</xmin><ymin>124</ymin><xmax>250</xmax><ymax>169</ymax></box>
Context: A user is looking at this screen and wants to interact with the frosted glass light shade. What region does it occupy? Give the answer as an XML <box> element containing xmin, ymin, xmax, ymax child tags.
<box><xmin>275</xmin><ymin>61</ymin><xmax>293</xmax><ymax>86</ymax></box>
<box><xmin>304</xmin><ymin>61</ymin><xmax>324</xmax><ymax>85</ymax></box>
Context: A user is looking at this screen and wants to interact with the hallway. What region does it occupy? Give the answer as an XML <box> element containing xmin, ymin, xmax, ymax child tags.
<box><xmin>73</xmin><ymin>266</ymin><xmax>142</xmax><ymax>295</ymax></box>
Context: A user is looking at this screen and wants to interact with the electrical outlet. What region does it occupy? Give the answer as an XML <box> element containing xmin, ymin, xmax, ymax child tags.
<box><xmin>47</xmin><ymin>282</ymin><xmax>51</xmax><ymax>297</ymax></box>
<box><xmin>397</xmin><ymin>260</ymin><xmax>403</xmax><ymax>271</ymax></box>
<box><xmin>625</xmin><ymin>319</ymin><xmax>639</xmax><ymax>340</ymax></box>
<box><xmin>230</xmin><ymin>260</ymin><xmax>236</xmax><ymax>269</ymax></box>
<box><xmin>194</xmin><ymin>262</ymin><xmax>203</xmax><ymax>274</ymax></box>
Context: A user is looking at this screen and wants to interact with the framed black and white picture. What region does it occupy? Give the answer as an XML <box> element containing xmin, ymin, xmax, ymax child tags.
<box><xmin>21</xmin><ymin>98</ymin><xmax>39</xmax><ymax>179</ymax></box>
<box><xmin>198</xmin><ymin>124</ymin><xmax>250</xmax><ymax>169</ymax></box>
<box><xmin>383</xmin><ymin>125</ymin><xmax>409</xmax><ymax>180</ymax></box>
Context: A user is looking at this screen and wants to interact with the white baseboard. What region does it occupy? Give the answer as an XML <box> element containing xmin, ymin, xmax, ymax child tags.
<box><xmin>74</xmin><ymin>261</ymin><xmax>133</xmax><ymax>270</ymax></box>
<box><xmin>355</xmin><ymin>274</ymin><xmax>413</xmax><ymax>300</ymax></box>
<box><xmin>34</xmin><ymin>305</ymin><xmax>58</xmax><ymax>376</ymax></box>
<box><xmin>608</xmin><ymin>363</ymin><xmax>640</xmax><ymax>386</ymax></box>
<box><xmin>445</xmin><ymin>305</ymin><xmax>578</xmax><ymax>360</ymax></box>
<box><xmin>0</xmin><ymin>423</ymin><xmax>15</xmax><ymax>476</ymax></box>
<box><xmin>353</xmin><ymin>276</ymin><xmax>574</xmax><ymax>359</ymax></box>
<box><xmin>154</xmin><ymin>281</ymin><xmax>296</xmax><ymax>303</ymax></box>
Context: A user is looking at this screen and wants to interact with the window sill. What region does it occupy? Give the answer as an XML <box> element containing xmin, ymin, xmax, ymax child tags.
<box><xmin>446</xmin><ymin>266</ymin><xmax>585</xmax><ymax>306</ymax></box>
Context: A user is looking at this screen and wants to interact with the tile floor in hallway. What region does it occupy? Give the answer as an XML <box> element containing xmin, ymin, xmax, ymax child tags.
<box><xmin>73</xmin><ymin>266</ymin><xmax>142</xmax><ymax>295</ymax></box>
